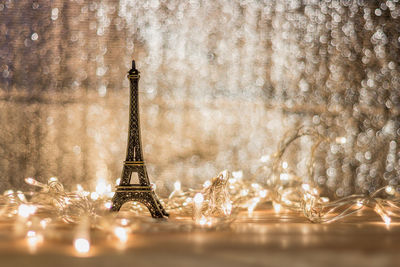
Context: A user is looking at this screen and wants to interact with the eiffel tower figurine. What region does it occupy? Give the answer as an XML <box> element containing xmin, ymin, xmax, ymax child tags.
<box><xmin>110</xmin><ymin>60</ymin><xmax>168</xmax><ymax>218</ymax></box>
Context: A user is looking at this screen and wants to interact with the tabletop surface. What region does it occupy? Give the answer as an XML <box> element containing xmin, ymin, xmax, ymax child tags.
<box><xmin>0</xmin><ymin>208</ymin><xmax>399</xmax><ymax>267</ymax></box>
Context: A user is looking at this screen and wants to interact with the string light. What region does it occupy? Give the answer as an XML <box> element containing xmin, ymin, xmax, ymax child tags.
<box><xmin>0</xmin><ymin>125</ymin><xmax>398</xmax><ymax>254</ymax></box>
<box><xmin>74</xmin><ymin>238</ymin><xmax>90</xmax><ymax>254</ymax></box>
<box><xmin>114</xmin><ymin>227</ymin><xmax>128</xmax><ymax>243</ymax></box>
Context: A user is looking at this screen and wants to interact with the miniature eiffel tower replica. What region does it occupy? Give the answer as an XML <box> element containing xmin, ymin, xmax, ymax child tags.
<box><xmin>110</xmin><ymin>60</ymin><xmax>168</xmax><ymax>218</ymax></box>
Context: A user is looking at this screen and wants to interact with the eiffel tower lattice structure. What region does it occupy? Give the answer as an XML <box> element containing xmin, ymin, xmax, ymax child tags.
<box><xmin>110</xmin><ymin>60</ymin><xmax>169</xmax><ymax>218</ymax></box>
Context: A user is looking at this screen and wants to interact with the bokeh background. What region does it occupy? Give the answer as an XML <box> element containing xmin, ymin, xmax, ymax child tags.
<box><xmin>0</xmin><ymin>0</ymin><xmax>399</xmax><ymax>198</ymax></box>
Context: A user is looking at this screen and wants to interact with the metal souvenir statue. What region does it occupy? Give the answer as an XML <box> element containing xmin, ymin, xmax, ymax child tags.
<box><xmin>110</xmin><ymin>60</ymin><xmax>169</xmax><ymax>218</ymax></box>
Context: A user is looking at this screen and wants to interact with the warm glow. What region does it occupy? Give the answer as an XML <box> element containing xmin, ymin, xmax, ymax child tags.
<box><xmin>385</xmin><ymin>186</ymin><xmax>395</xmax><ymax>195</ymax></box>
<box><xmin>273</xmin><ymin>202</ymin><xmax>281</xmax><ymax>213</ymax></box>
<box><xmin>260</xmin><ymin>154</ymin><xmax>270</xmax><ymax>162</ymax></box>
<box><xmin>247</xmin><ymin>197</ymin><xmax>260</xmax><ymax>216</ymax></box>
<box><xmin>282</xmin><ymin>161</ymin><xmax>288</xmax><ymax>169</ymax></box>
<box><xmin>280</xmin><ymin>173</ymin><xmax>289</xmax><ymax>181</ymax></box>
<box><xmin>335</xmin><ymin>137</ymin><xmax>347</xmax><ymax>144</ymax></box>
<box><xmin>383</xmin><ymin>215</ymin><xmax>391</xmax><ymax>227</ymax></box>
<box><xmin>40</xmin><ymin>218</ymin><xmax>51</xmax><ymax>229</ymax></box>
<box><xmin>26</xmin><ymin>231</ymin><xmax>43</xmax><ymax>251</ymax></box>
<box><xmin>95</xmin><ymin>178</ymin><xmax>108</xmax><ymax>195</ymax></box>
<box><xmin>18</xmin><ymin>204</ymin><xmax>37</xmax><ymax>218</ymax></box>
<box><xmin>174</xmin><ymin>181</ymin><xmax>181</xmax><ymax>191</ymax></box>
<box><xmin>76</xmin><ymin>184</ymin><xmax>84</xmax><ymax>191</ymax></box>
<box><xmin>194</xmin><ymin>193</ymin><xmax>204</xmax><ymax>204</ymax></box>
<box><xmin>49</xmin><ymin>177</ymin><xmax>58</xmax><ymax>182</ymax></box>
<box><xmin>114</xmin><ymin>227</ymin><xmax>128</xmax><ymax>243</ymax></box>
<box><xmin>104</xmin><ymin>201</ymin><xmax>112</xmax><ymax>209</ymax></box>
<box><xmin>90</xmin><ymin>192</ymin><xmax>99</xmax><ymax>200</ymax></box>
<box><xmin>25</xmin><ymin>177</ymin><xmax>36</xmax><ymax>185</ymax></box>
<box><xmin>302</xmin><ymin>184</ymin><xmax>310</xmax><ymax>191</ymax></box>
<box><xmin>74</xmin><ymin>238</ymin><xmax>90</xmax><ymax>254</ymax></box>
<box><xmin>203</xmin><ymin>180</ymin><xmax>211</xmax><ymax>188</ymax></box>
<box><xmin>223</xmin><ymin>202</ymin><xmax>232</xmax><ymax>216</ymax></box>
<box><xmin>240</xmin><ymin>189</ymin><xmax>249</xmax><ymax>196</ymax></box>
<box><xmin>259</xmin><ymin>189</ymin><xmax>268</xmax><ymax>198</ymax></box>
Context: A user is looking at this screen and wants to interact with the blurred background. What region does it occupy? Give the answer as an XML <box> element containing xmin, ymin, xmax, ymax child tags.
<box><xmin>0</xmin><ymin>0</ymin><xmax>399</xmax><ymax>198</ymax></box>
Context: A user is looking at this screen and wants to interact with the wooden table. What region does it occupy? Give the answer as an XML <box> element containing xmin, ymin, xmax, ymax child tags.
<box><xmin>0</xmin><ymin>208</ymin><xmax>399</xmax><ymax>267</ymax></box>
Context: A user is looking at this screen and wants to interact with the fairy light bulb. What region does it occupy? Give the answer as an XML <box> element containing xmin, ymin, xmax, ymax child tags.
<box><xmin>26</xmin><ymin>230</ymin><xmax>43</xmax><ymax>252</ymax></box>
<box><xmin>104</xmin><ymin>201</ymin><xmax>112</xmax><ymax>209</ymax></box>
<box><xmin>174</xmin><ymin>181</ymin><xmax>181</xmax><ymax>191</ymax></box>
<box><xmin>193</xmin><ymin>193</ymin><xmax>204</xmax><ymax>224</ymax></box>
<box><xmin>385</xmin><ymin>186</ymin><xmax>395</xmax><ymax>196</ymax></box>
<box><xmin>114</xmin><ymin>227</ymin><xmax>128</xmax><ymax>243</ymax></box>
<box><xmin>335</xmin><ymin>137</ymin><xmax>347</xmax><ymax>144</ymax></box>
<box><xmin>18</xmin><ymin>204</ymin><xmax>37</xmax><ymax>218</ymax></box>
<box><xmin>248</xmin><ymin>197</ymin><xmax>260</xmax><ymax>217</ymax></box>
<box><xmin>203</xmin><ymin>180</ymin><xmax>211</xmax><ymax>188</ymax></box>
<box><xmin>74</xmin><ymin>217</ymin><xmax>90</xmax><ymax>254</ymax></box>
<box><xmin>76</xmin><ymin>184</ymin><xmax>84</xmax><ymax>192</ymax></box>
<box><xmin>194</xmin><ymin>193</ymin><xmax>204</xmax><ymax>205</ymax></box>
<box><xmin>282</xmin><ymin>161</ymin><xmax>288</xmax><ymax>169</ymax></box>
<box><xmin>95</xmin><ymin>178</ymin><xmax>107</xmax><ymax>196</ymax></box>
<box><xmin>74</xmin><ymin>238</ymin><xmax>90</xmax><ymax>254</ymax></box>
<box><xmin>90</xmin><ymin>192</ymin><xmax>99</xmax><ymax>200</ymax></box>
<box><xmin>273</xmin><ymin>202</ymin><xmax>281</xmax><ymax>213</ymax></box>
<box><xmin>302</xmin><ymin>184</ymin><xmax>310</xmax><ymax>191</ymax></box>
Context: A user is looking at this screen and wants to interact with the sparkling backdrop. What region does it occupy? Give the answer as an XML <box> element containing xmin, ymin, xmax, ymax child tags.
<box><xmin>0</xmin><ymin>0</ymin><xmax>399</xmax><ymax>199</ymax></box>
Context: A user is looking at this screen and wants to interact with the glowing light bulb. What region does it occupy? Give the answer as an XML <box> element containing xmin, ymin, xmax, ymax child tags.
<box><xmin>90</xmin><ymin>192</ymin><xmax>99</xmax><ymax>200</ymax></box>
<box><xmin>240</xmin><ymin>189</ymin><xmax>249</xmax><ymax>196</ymax></box>
<box><xmin>174</xmin><ymin>181</ymin><xmax>181</xmax><ymax>191</ymax></box>
<box><xmin>203</xmin><ymin>180</ymin><xmax>211</xmax><ymax>188</ymax></box>
<box><xmin>302</xmin><ymin>184</ymin><xmax>310</xmax><ymax>191</ymax></box>
<box><xmin>114</xmin><ymin>227</ymin><xmax>128</xmax><ymax>243</ymax></box>
<box><xmin>26</xmin><ymin>231</ymin><xmax>43</xmax><ymax>252</ymax></box>
<box><xmin>25</xmin><ymin>177</ymin><xmax>37</xmax><ymax>185</ymax></box>
<box><xmin>115</xmin><ymin>178</ymin><xmax>121</xmax><ymax>185</ymax></box>
<box><xmin>259</xmin><ymin>189</ymin><xmax>268</xmax><ymax>198</ymax></box>
<box><xmin>17</xmin><ymin>191</ymin><xmax>27</xmax><ymax>202</ymax></box>
<box><xmin>335</xmin><ymin>137</ymin><xmax>347</xmax><ymax>144</ymax></box>
<box><xmin>383</xmin><ymin>215</ymin><xmax>391</xmax><ymax>227</ymax></box>
<box><xmin>248</xmin><ymin>197</ymin><xmax>260</xmax><ymax>217</ymax></box>
<box><xmin>49</xmin><ymin>177</ymin><xmax>58</xmax><ymax>182</ymax></box>
<box><xmin>104</xmin><ymin>201</ymin><xmax>112</xmax><ymax>209</ymax></box>
<box><xmin>40</xmin><ymin>218</ymin><xmax>51</xmax><ymax>229</ymax></box>
<box><xmin>260</xmin><ymin>154</ymin><xmax>270</xmax><ymax>162</ymax></box>
<box><xmin>385</xmin><ymin>186</ymin><xmax>395</xmax><ymax>195</ymax></box>
<box><xmin>282</xmin><ymin>161</ymin><xmax>288</xmax><ymax>169</ymax></box>
<box><xmin>194</xmin><ymin>193</ymin><xmax>204</xmax><ymax>204</ymax></box>
<box><xmin>223</xmin><ymin>202</ymin><xmax>232</xmax><ymax>216</ymax></box>
<box><xmin>3</xmin><ymin>189</ymin><xmax>14</xmax><ymax>196</ymax></box>
<box><xmin>280</xmin><ymin>173</ymin><xmax>289</xmax><ymax>181</ymax></box>
<box><xmin>198</xmin><ymin>216</ymin><xmax>208</xmax><ymax>226</ymax></box>
<box><xmin>273</xmin><ymin>202</ymin><xmax>281</xmax><ymax>213</ymax></box>
<box><xmin>95</xmin><ymin>178</ymin><xmax>107</xmax><ymax>196</ymax></box>
<box><xmin>18</xmin><ymin>204</ymin><xmax>37</xmax><ymax>218</ymax></box>
<box><xmin>74</xmin><ymin>238</ymin><xmax>90</xmax><ymax>254</ymax></box>
<box><xmin>77</xmin><ymin>184</ymin><xmax>84</xmax><ymax>191</ymax></box>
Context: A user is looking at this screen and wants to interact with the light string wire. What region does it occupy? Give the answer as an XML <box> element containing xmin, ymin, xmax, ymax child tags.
<box><xmin>0</xmin><ymin>125</ymin><xmax>399</xmax><ymax>252</ymax></box>
<box><xmin>269</xmin><ymin>126</ymin><xmax>400</xmax><ymax>225</ymax></box>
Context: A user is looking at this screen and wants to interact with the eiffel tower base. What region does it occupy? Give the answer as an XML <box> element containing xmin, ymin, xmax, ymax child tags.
<box><xmin>111</xmin><ymin>185</ymin><xmax>169</xmax><ymax>218</ymax></box>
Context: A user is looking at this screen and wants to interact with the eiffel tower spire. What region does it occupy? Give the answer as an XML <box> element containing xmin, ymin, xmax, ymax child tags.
<box><xmin>110</xmin><ymin>60</ymin><xmax>168</xmax><ymax>218</ymax></box>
